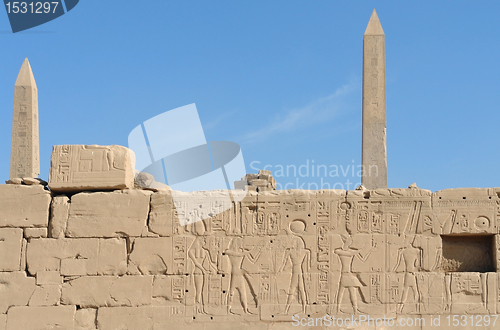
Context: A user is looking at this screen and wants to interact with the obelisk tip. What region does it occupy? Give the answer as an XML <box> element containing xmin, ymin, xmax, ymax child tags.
<box><xmin>15</xmin><ymin>58</ymin><xmax>37</xmax><ymax>88</ymax></box>
<box><xmin>364</xmin><ymin>9</ymin><xmax>384</xmax><ymax>36</ymax></box>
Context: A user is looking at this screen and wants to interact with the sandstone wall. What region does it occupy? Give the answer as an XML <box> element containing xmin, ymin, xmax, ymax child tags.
<box><xmin>1</xmin><ymin>183</ymin><xmax>500</xmax><ymax>330</ymax></box>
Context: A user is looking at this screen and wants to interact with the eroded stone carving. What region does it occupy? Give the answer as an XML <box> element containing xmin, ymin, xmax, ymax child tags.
<box><xmin>48</xmin><ymin>145</ymin><xmax>135</xmax><ymax>192</ymax></box>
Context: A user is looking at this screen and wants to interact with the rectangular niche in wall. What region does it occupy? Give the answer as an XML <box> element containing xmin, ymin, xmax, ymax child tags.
<box><xmin>441</xmin><ymin>235</ymin><xmax>495</xmax><ymax>272</ymax></box>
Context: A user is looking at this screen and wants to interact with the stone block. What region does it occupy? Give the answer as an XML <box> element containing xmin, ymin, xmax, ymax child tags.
<box><xmin>48</xmin><ymin>144</ymin><xmax>135</xmax><ymax>192</ymax></box>
<box><xmin>61</xmin><ymin>276</ymin><xmax>152</xmax><ymax>308</ymax></box>
<box><xmin>258</xmin><ymin>169</ymin><xmax>271</xmax><ymax>176</ymax></box>
<box><xmin>0</xmin><ymin>314</ymin><xmax>5</xmax><ymax>330</ymax></box>
<box><xmin>129</xmin><ymin>237</ymin><xmax>178</xmax><ymax>275</ymax></box>
<box><xmin>75</xmin><ymin>308</ymin><xmax>97</xmax><ymax>330</ymax></box>
<box><xmin>148</xmin><ymin>190</ymin><xmax>176</xmax><ymax>236</ymax></box>
<box><xmin>61</xmin><ymin>258</ymin><xmax>88</xmax><ymax>276</ymax></box>
<box><xmin>49</xmin><ymin>196</ymin><xmax>70</xmax><ymax>238</ymax></box>
<box><xmin>250</xmin><ymin>179</ymin><xmax>269</xmax><ymax>187</ymax></box>
<box><xmin>0</xmin><ymin>185</ymin><xmax>50</xmax><ymax>227</ymax></box>
<box><xmin>5</xmin><ymin>306</ymin><xmax>75</xmax><ymax>330</ymax></box>
<box><xmin>65</xmin><ymin>190</ymin><xmax>151</xmax><ymax>238</ymax></box>
<box><xmin>36</xmin><ymin>271</ymin><xmax>62</xmax><ymax>285</ymax></box>
<box><xmin>258</xmin><ymin>174</ymin><xmax>271</xmax><ymax>181</ymax></box>
<box><xmin>0</xmin><ymin>228</ymin><xmax>23</xmax><ymax>271</ymax></box>
<box><xmin>0</xmin><ymin>272</ymin><xmax>37</xmax><ymax>313</ymax></box>
<box><xmin>244</xmin><ymin>173</ymin><xmax>258</xmax><ymax>181</ymax></box>
<box><xmin>26</xmin><ymin>238</ymin><xmax>99</xmax><ymax>276</ymax></box>
<box><xmin>97</xmin><ymin>238</ymin><xmax>127</xmax><ymax>275</ymax></box>
<box><xmin>23</xmin><ymin>227</ymin><xmax>47</xmax><ymax>238</ymax></box>
<box><xmin>233</xmin><ymin>179</ymin><xmax>247</xmax><ymax>190</ymax></box>
<box><xmin>28</xmin><ymin>285</ymin><xmax>61</xmax><ymax>306</ymax></box>
<box><xmin>97</xmin><ymin>307</ymin><xmax>153</xmax><ymax>330</ymax></box>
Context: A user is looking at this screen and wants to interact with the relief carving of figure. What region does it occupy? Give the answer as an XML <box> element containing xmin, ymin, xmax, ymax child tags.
<box><xmin>188</xmin><ymin>223</ymin><xmax>216</xmax><ymax>314</ymax></box>
<box><xmin>334</xmin><ymin>234</ymin><xmax>376</xmax><ymax>314</ymax></box>
<box><xmin>277</xmin><ymin>236</ymin><xmax>311</xmax><ymax>314</ymax></box>
<box><xmin>224</xmin><ymin>237</ymin><xmax>263</xmax><ymax>314</ymax></box>
<box><xmin>392</xmin><ymin>234</ymin><xmax>423</xmax><ymax>313</ymax></box>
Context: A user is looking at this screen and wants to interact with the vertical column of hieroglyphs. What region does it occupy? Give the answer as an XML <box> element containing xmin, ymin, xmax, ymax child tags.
<box><xmin>362</xmin><ymin>10</ymin><xmax>387</xmax><ymax>189</ymax></box>
<box><xmin>10</xmin><ymin>58</ymin><xmax>39</xmax><ymax>179</ymax></box>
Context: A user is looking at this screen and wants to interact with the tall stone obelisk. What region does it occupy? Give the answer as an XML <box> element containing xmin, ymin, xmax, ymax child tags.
<box><xmin>362</xmin><ymin>10</ymin><xmax>387</xmax><ymax>189</ymax></box>
<box><xmin>10</xmin><ymin>58</ymin><xmax>39</xmax><ymax>179</ymax></box>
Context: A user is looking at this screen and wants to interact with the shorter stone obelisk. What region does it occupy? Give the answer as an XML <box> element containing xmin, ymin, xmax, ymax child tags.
<box><xmin>362</xmin><ymin>10</ymin><xmax>387</xmax><ymax>189</ymax></box>
<box><xmin>10</xmin><ymin>58</ymin><xmax>40</xmax><ymax>179</ymax></box>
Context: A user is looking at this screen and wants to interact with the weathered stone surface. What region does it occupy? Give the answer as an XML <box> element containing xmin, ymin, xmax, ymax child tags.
<box><xmin>0</xmin><ymin>185</ymin><xmax>50</xmax><ymax>227</ymax></box>
<box><xmin>26</xmin><ymin>238</ymin><xmax>99</xmax><ymax>276</ymax></box>
<box><xmin>128</xmin><ymin>238</ymin><xmax>175</xmax><ymax>275</ymax></box>
<box><xmin>22</xmin><ymin>177</ymin><xmax>46</xmax><ymax>185</ymax></box>
<box><xmin>48</xmin><ymin>145</ymin><xmax>135</xmax><ymax>192</ymax></box>
<box><xmin>362</xmin><ymin>9</ymin><xmax>387</xmax><ymax>190</ymax></box>
<box><xmin>61</xmin><ymin>276</ymin><xmax>152</xmax><ymax>308</ymax></box>
<box><xmin>97</xmin><ymin>238</ymin><xmax>127</xmax><ymax>275</ymax></box>
<box><xmin>75</xmin><ymin>308</ymin><xmax>96</xmax><ymax>330</ymax></box>
<box><xmin>0</xmin><ymin>314</ymin><xmax>5</xmax><ymax>330</ymax></box>
<box><xmin>6</xmin><ymin>306</ymin><xmax>75</xmax><ymax>330</ymax></box>
<box><xmin>5</xmin><ymin>178</ymin><xmax>22</xmax><ymax>185</ymax></box>
<box><xmin>36</xmin><ymin>271</ymin><xmax>62</xmax><ymax>285</ymax></box>
<box><xmin>28</xmin><ymin>285</ymin><xmax>61</xmax><ymax>306</ymax></box>
<box><xmin>10</xmin><ymin>58</ymin><xmax>39</xmax><ymax>180</ymax></box>
<box><xmin>27</xmin><ymin>238</ymin><xmax>128</xmax><ymax>277</ymax></box>
<box><xmin>134</xmin><ymin>171</ymin><xmax>170</xmax><ymax>191</ymax></box>
<box><xmin>148</xmin><ymin>190</ymin><xmax>176</xmax><ymax>236</ymax></box>
<box><xmin>97</xmin><ymin>307</ymin><xmax>153</xmax><ymax>330</ymax></box>
<box><xmin>0</xmin><ymin>228</ymin><xmax>23</xmax><ymax>271</ymax></box>
<box><xmin>0</xmin><ymin>272</ymin><xmax>36</xmax><ymax>313</ymax></box>
<box><xmin>49</xmin><ymin>196</ymin><xmax>70</xmax><ymax>238</ymax></box>
<box><xmin>23</xmin><ymin>227</ymin><xmax>47</xmax><ymax>238</ymax></box>
<box><xmin>65</xmin><ymin>190</ymin><xmax>151</xmax><ymax>238</ymax></box>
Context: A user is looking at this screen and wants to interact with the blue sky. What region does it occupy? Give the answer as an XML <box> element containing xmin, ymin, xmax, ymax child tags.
<box><xmin>1</xmin><ymin>1</ymin><xmax>499</xmax><ymax>192</ymax></box>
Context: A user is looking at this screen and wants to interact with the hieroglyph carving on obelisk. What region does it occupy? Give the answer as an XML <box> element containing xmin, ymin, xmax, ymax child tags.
<box><xmin>10</xmin><ymin>58</ymin><xmax>40</xmax><ymax>179</ymax></box>
<box><xmin>362</xmin><ymin>9</ymin><xmax>387</xmax><ymax>189</ymax></box>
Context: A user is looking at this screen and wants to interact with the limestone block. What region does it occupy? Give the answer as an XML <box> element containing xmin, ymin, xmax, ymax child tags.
<box><xmin>0</xmin><ymin>314</ymin><xmax>5</xmax><ymax>330</ymax></box>
<box><xmin>23</xmin><ymin>227</ymin><xmax>47</xmax><ymax>238</ymax></box>
<box><xmin>48</xmin><ymin>145</ymin><xmax>135</xmax><ymax>192</ymax></box>
<box><xmin>22</xmin><ymin>177</ymin><xmax>47</xmax><ymax>185</ymax></box>
<box><xmin>97</xmin><ymin>307</ymin><xmax>153</xmax><ymax>330</ymax></box>
<box><xmin>0</xmin><ymin>185</ymin><xmax>50</xmax><ymax>227</ymax></box>
<box><xmin>75</xmin><ymin>308</ymin><xmax>97</xmax><ymax>330</ymax></box>
<box><xmin>5</xmin><ymin>306</ymin><xmax>75</xmax><ymax>330</ymax></box>
<box><xmin>433</xmin><ymin>188</ymin><xmax>497</xmax><ymax>235</ymax></box>
<box><xmin>258</xmin><ymin>169</ymin><xmax>271</xmax><ymax>176</ymax></box>
<box><xmin>5</xmin><ymin>178</ymin><xmax>22</xmax><ymax>185</ymax></box>
<box><xmin>28</xmin><ymin>285</ymin><xmax>61</xmax><ymax>306</ymax></box>
<box><xmin>66</xmin><ymin>190</ymin><xmax>151</xmax><ymax>238</ymax></box>
<box><xmin>61</xmin><ymin>276</ymin><xmax>152</xmax><ymax>308</ymax></box>
<box><xmin>148</xmin><ymin>190</ymin><xmax>176</xmax><ymax>236</ymax></box>
<box><xmin>36</xmin><ymin>271</ymin><xmax>62</xmax><ymax>285</ymax></box>
<box><xmin>0</xmin><ymin>271</ymin><xmax>37</xmax><ymax>313</ymax></box>
<box><xmin>0</xmin><ymin>228</ymin><xmax>23</xmax><ymax>271</ymax></box>
<box><xmin>26</xmin><ymin>238</ymin><xmax>99</xmax><ymax>276</ymax></box>
<box><xmin>61</xmin><ymin>258</ymin><xmax>88</xmax><ymax>276</ymax></box>
<box><xmin>97</xmin><ymin>238</ymin><xmax>127</xmax><ymax>275</ymax></box>
<box><xmin>49</xmin><ymin>195</ymin><xmax>70</xmax><ymax>238</ymax></box>
<box><xmin>244</xmin><ymin>173</ymin><xmax>258</xmax><ymax>181</ymax></box>
<box><xmin>250</xmin><ymin>179</ymin><xmax>268</xmax><ymax>187</ymax></box>
<box><xmin>129</xmin><ymin>237</ymin><xmax>184</xmax><ymax>275</ymax></box>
